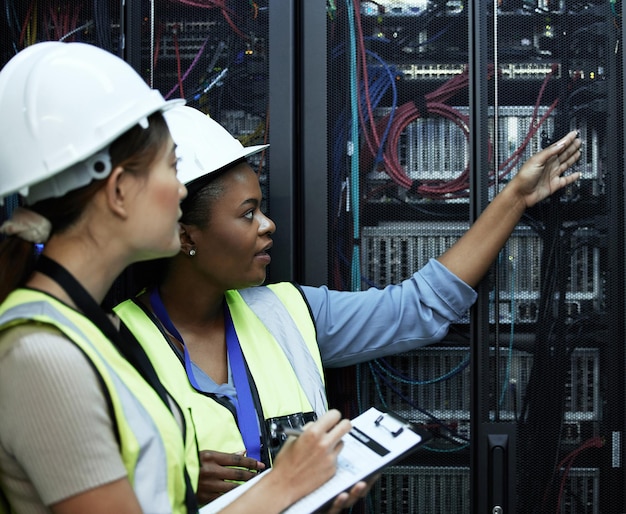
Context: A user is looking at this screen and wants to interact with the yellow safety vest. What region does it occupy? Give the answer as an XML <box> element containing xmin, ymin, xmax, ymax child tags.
<box><xmin>115</xmin><ymin>283</ymin><xmax>326</xmax><ymax>468</ymax></box>
<box><xmin>0</xmin><ymin>289</ymin><xmax>199</xmax><ymax>513</ymax></box>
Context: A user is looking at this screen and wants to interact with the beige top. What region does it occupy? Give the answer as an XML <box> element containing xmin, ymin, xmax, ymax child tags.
<box><xmin>0</xmin><ymin>324</ymin><xmax>127</xmax><ymax>511</ymax></box>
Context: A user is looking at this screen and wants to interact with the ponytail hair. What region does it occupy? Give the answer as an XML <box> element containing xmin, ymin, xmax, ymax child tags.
<box><xmin>0</xmin><ymin>236</ymin><xmax>38</xmax><ymax>303</ymax></box>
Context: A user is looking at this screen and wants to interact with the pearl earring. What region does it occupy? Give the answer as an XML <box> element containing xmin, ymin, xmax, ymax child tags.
<box><xmin>189</xmin><ymin>249</ymin><xmax>196</xmax><ymax>257</ymax></box>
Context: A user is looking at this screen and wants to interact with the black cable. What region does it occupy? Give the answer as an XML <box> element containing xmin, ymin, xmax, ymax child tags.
<box><xmin>3</xmin><ymin>0</ymin><xmax>20</xmax><ymax>56</ymax></box>
<box><xmin>369</xmin><ymin>364</ymin><xmax>470</xmax><ymax>445</ymax></box>
<box><xmin>517</xmin><ymin>205</ymin><xmax>577</xmax><ymax>514</ymax></box>
<box><xmin>93</xmin><ymin>0</ymin><xmax>113</xmax><ymax>52</ymax></box>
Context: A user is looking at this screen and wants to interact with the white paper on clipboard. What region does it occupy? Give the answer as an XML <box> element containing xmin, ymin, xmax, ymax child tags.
<box><xmin>200</xmin><ymin>406</ymin><xmax>429</xmax><ymax>513</ymax></box>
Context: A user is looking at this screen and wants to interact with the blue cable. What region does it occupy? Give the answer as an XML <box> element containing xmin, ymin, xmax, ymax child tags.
<box><xmin>367</xmin><ymin>363</ymin><xmax>470</xmax><ymax>452</ymax></box>
<box><xmin>361</xmin><ymin>53</ymin><xmax>399</xmax><ymax>166</ymax></box>
<box><xmin>368</xmin><ymin>363</ymin><xmax>470</xmax><ymax>445</ymax></box>
<box><xmin>373</xmin><ymin>352</ymin><xmax>470</xmax><ymax>386</ymax></box>
<box><xmin>329</xmin><ymin>46</ymin><xmax>399</xmax><ymax>290</ymax></box>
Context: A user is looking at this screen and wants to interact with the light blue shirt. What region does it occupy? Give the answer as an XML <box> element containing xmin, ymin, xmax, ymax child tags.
<box><xmin>301</xmin><ymin>258</ymin><xmax>476</xmax><ymax>368</ymax></box>
<box><xmin>188</xmin><ymin>258</ymin><xmax>476</xmax><ymax>395</ymax></box>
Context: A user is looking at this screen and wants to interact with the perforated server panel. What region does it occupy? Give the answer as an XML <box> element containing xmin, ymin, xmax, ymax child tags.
<box><xmin>361</xmin><ymin>222</ymin><xmax>603</xmax><ymax>324</ymax></box>
<box><xmin>364</xmin><ymin>105</ymin><xmax>602</xmax><ymax>202</ymax></box>
<box><xmin>372</xmin><ymin>466</ymin><xmax>599</xmax><ymax>514</ymax></box>
<box><xmin>317</xmin><ymin>2</ymin><xmax>622</xmax><ymax>511</ymax></box>
<box><xmin>360</xmin><ymin>346</ymin><xmax>599</xmax><ymax>426</ymax></box>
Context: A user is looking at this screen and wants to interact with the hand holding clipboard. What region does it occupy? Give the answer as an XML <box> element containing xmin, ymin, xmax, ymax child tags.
<box><xmin>201</xmin><ymin>407</ymin><xmax>431</xmax><ymax>513</ymax></box>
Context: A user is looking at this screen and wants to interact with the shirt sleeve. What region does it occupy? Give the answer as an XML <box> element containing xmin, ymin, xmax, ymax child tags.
<box><xmin>0</xmin><ymin>325</ymin><xmax>128</xmax><ymax>506</ymax></box>
<box><xmin>300</xmin><ymin>258</ymin><xmax>477</xmax><ymax>367</ymax></box>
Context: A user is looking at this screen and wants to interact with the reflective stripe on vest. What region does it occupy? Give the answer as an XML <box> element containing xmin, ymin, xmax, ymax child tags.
<box><xmin>238</xmin><ymin>285</ymin><xmax>327</xmax><ymax>418</ymax></box>
<box><xmin>115</xmin><ymin>282</ymin><xmax>326</xmax><ymax>465</ymax></box>
<box><xmin>0</xmin><ymin>290</ymin><xmax>193</xmax><ymax>514</ymax></box>
<box><xmin>226</xmin><ymin>284</ymin><xmax>326</xmax><ymax>420</ymax></box>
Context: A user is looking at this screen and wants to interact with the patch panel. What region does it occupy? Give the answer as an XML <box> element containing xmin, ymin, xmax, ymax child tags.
<box><xmin>360</xmin><ymin>0</ymin><xmax>463</xmax><ymax>16</ymax></box>
<box><xmin>397</xmin><ymin>62</ymin><xmax>561</xmax><ymax>81</ymax></box>
<box><xmin>155</xmin><ymin>33</ymin><xmax>224</xmax><ymax>61</ymax></box>
<box><xmin>499</xmin><ymin>62</ymin><xmax>561</xmax><ymax>80</ymax></box>
<box><xmin>397</xmin><ymin>63</ymin><xmax>466</xmax><ymax>80</ymax></box>
<box><xmin>163</xmin><ymin>21</ymin><xmax>217</xmax><ymax>33</ymax></box>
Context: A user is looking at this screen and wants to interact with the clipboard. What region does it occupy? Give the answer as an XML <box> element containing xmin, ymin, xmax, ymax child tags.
<box><xmin>200</xmin><ymin>407</ymin><xmax>432</xmax><ymax>513</ymax></box>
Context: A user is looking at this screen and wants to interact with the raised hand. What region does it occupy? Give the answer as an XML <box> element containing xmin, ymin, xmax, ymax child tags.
<box><xmin>510</xmin><ymin>130</ymin><xmax>582</xmax><ymax>208</ymax></box>
<box><xmin>438</xmin><ymin>130</ymin><xmax>582</xmax><ymax>287</ymax></box>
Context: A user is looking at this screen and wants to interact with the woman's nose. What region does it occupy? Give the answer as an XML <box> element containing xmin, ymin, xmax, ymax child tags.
<box><xmin>259</xmin><ymin>212</ymin><xmax>276</xmax><ymax>235</ymax></box>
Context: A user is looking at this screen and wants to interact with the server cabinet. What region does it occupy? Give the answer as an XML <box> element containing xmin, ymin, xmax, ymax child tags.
<box><xmin>0</xmin><ymin>0</ymin><xmax>281</xmax><ymax>283</ymax></box>
<box><xmin>299</xmin><ymin>1</ymin><xmax>624</xmax><ymax>513</ymax></box>
<box><xmin>130</xmin><ymin>0</ymin><xmax>300</xmax><ymax>283</ymax></box>
<box><xmin>1</xmin><ymin>1</ymin><xmax>624</xmax><ymax>513</ymax></box>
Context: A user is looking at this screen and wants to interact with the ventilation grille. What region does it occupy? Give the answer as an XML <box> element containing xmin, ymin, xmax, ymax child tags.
<box><xmin>371</xmin><ymin>465</ymin><xmax>599</xmax><ymax>513</ymax></box>
<box><xmin>361</xmin><ymin>347</ymin><xmax>600</xmax><ymax>424</ymax></box>
<box><xmin>361</xmin><ymin>222</ymin><xmax>602</xmax><ymax>323</ymax></box>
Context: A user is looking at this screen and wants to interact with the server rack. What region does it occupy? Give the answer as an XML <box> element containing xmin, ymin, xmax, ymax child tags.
<box><xmin>299</xmin><ymin>1</ymin><xmax>624</xmax><ymax>513</ymax></box>
<box><xmin>1</xmin><ymin>1</ymin><xmax>624</xmax><ymax>512</ymax></box>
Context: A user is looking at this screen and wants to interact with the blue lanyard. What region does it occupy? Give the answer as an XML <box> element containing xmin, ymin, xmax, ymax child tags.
<box><xmin>149</xmin><ymin>288</ymin><xmax>261</xmax><ymax>460</ymax></box>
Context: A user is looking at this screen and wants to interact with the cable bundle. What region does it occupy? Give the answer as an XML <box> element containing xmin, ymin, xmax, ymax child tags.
<box><xmin>355</xmin><ymin>26</ymin><xmax>561</xmax><ymax>200</ymax></box>
<box><xmin>541</xmin><ymin>435</ymin><xmax>604</xmax><ymax>513</ymax></box>
<box><xmin>361</xmin><ymin>62</ymin><xmax>559</xmax><ymax>199</ymax></box>
<box><xmin>159</xmin><ymin>1</ymin><xmax>264</xmax><ymax>101</ymax></box>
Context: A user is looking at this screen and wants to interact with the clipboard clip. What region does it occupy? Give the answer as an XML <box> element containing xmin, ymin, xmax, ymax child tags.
<box><xmin>374</xmin><ymin>413</ymin><xmax>404</xmax><ymax>437</ymax></box>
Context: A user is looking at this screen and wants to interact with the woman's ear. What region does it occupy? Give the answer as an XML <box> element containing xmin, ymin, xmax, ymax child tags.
<box><xmin>179</xmin><ymin>223</ymin><xmax>196</xmax><ymax>255</ymax></box>
<box><xmin>105</xmin><ymin>166</ymin><xmax>131</xmax><ymax>219</ymax></box>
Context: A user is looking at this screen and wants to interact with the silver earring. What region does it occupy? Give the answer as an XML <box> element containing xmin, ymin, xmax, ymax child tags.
<box><xmin>189</xmin><ymin>248</ymin><xmax>196</xmax><ymax>257</ymax></box>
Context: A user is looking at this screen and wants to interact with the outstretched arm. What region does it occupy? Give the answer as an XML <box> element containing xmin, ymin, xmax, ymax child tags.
<box><xmin>437</xmin><ymin>130</ymin><xmax>582</xmax><ymax>288</ymax></box>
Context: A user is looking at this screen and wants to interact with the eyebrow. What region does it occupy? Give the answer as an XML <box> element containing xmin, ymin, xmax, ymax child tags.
<box><xmin>239</xmin><ymin>198</ymin><xmax>259</xmax><ymax>209</ymax></box>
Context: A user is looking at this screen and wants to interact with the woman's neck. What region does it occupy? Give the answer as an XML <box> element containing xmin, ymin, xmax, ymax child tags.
<box><xmin>158</xmin><ymin>274</ymin><xmax>225</xmax><ymax>326</ymax></box>
<box><xmin>151</xmin><ymin>280</ymin><xmax>229</xmax><ymax>384</ymax></box>
<box><xmin>30</xmin><ymin>239</ymin><xmax>127</xmax><ymax>306</ymax></box>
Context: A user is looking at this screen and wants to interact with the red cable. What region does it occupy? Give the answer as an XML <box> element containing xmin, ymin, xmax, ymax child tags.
<box><xmin>169</xmin><ymin>0</ymin><xmax>249</xmax><ymax>40</ymax></box>
<box><xmin>153</xmin><ymin>23</ymin><xmax>165</xmax><ymax>71</ymax></box>
<box><xmin>19</xmin><ymin>0</ymin><xmax>35</xmax><ymax>48</ymax></box>
<box><xmin>365</xmin><ymin>61</ymin><xmax>563</xmax><ymax>199</ymax></box>
<box><xmin>497</xmin><ymin>65</ymin><xmax>559</xmax><ymax>179</ymax></box>
<box><xmin>220</xmin><ymin>8</ymin><xmax>250</xmax><ymax>40</ymax></box>
<box><xmin>360</xmin><ymin>66</ymin><xmax>477</xmax><ymax>196</ymax></box>
<box><xmin>173</xmin><ymin>0</ymin><xmax>227</xmax><ymax>7</ymax></box>
<box><xmin>354</xmin><ymin>0</ymin><xmax>383</xmax><ymax>160</ymax></box>
<box><xmin>539</xmin><ymin>435</ymin><xmax>604</xmax><ymax>513</ymax></box>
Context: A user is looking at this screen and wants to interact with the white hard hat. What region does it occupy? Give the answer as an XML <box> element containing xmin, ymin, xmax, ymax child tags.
<box><xmin>164</xmin><ymin>105</ymin><xmax>268</xmax><ymax>188</ymax></box>
<box><xmin>0</xmin><ymin>42</ymin><xmax>184</xmax><ymax>205</ymax></box>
